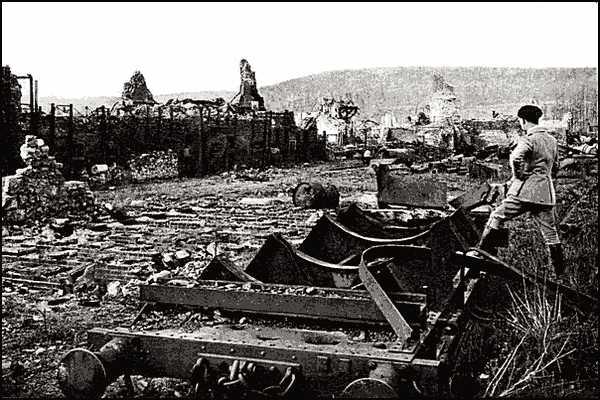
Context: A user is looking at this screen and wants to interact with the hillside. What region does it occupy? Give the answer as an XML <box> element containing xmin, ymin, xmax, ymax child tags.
<box><xmin>260</xmin><ymin>66</ymin><xmax>598</xmax><ymax>119</ymax></box>
<box><xmin>38</xmin><ymin>67</ymin><xmax>597</xmax><ymax>119</ymax></box>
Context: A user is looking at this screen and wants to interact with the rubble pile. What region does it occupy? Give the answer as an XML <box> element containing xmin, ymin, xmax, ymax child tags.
<box><xmin>127</xmin><ymin>150</ymin><xmax>179</xmax><ymax>182</ymax></box>
<box><xmin>88</xmin><ymin>164</ymin><xmax>133</xmax><ymax>189</ymax></box>
<box><xmin>122</xmin><ymin>71</ymin><xmax>156</xmax><ymax>104</ymax></box>
<box><xmin>218</xmin><ymin>167</ymin><xmax>280</xmax><ymax>183</ymax></box>
<box><xmin>418</xmin><ymin>124</ymin><xmax>457</xmax><ymax>149</ymax></box>
<box><xmin>2</xmin><ymin>136</ymin><xmax>95</xmax><ymax>224</ymax></box>
<box><xmin>60</xmin><ymin>181</ymin><xmax>96</xmax><ymax>218</ymax></box>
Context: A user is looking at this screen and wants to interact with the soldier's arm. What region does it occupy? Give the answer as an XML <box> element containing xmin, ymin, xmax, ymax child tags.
<box><xmin>510</xmin><ymin>136</ymin><xmax>533</xmax><ymax>180</ymax></box>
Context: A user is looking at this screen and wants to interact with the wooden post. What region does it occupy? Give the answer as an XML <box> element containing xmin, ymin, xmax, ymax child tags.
<box><xmin>100</xmin><ymin>106</ymin><xmax>107</xmax><ymax>162</ymax></box>
<box><xmin>156</xmin><ymin>106</ymin><xmax>162</xmax><ymax>148</ymax></box>
<box><xmin>206</xmin><ymin>108</ymin><xmax>212</xmax><ymax>173</ymax></box>
<box><xmin>67</xmin><ymin>104</ymin><xmax>74</xmax><ymax>178</ymax></box>
<box><xmin>233</xmin><ymin>114</ymin><xmax>239</xmax><ymax>168</ymax></box>
<box><xmin>249</xmin><ymin>112</ymin><xmax>254</xmax><ymax>164</ymax></box>
<box><xmin>145</xmin><ymin>105</ymin><xmax>151</xmax><ymax>152</ymax></box>
<box><xmin>168</xmin><ymin>106</ymin><xmax>174</xmax><ymax>151</ymax></box>
<box><xmin>267</xmin><ymin>111</ymin><xmax>273</xmax><ymax>166</ymax></box>
<box><xmin>49</xmin><ymin>103</ymin><xmax>56</xmax><ymax>151</ymax></box>
<box><xmin>198</xmin><ymin>106</ymin><xmax>204</xmax><ymax>176</ymax></box>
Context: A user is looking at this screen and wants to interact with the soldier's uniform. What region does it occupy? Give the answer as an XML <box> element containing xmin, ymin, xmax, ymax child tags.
<box><xmin>479</xmin><ymin>125</ymin><xmax>564</xmax><ymax>276</ymax></box>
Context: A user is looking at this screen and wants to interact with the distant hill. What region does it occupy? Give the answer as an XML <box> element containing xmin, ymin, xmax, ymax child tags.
<box><xmin>260</xmin><ymin>66</ymin><xmax>598</xmax><ymax>119</ymax></box>
<box><xmin>38</xmin><ymin>67</ymin><xmax>597</xmax><ymax>119</ymax></box>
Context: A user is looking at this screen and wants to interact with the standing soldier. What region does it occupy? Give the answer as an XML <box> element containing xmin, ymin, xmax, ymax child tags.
<box><xmin>472</xmin><ymin>105</ymin><xmax>566</xmax><ymax>280</ymax></box>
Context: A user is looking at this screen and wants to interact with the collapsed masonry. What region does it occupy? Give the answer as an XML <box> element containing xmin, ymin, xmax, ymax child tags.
<box><xmin>300</xmin><ymin>98</ymin><xmax>360</xmax><ymax>145</ymax></box>
<box><xmin>2</xmin><ymin>135</ymin><xmax>95</xmax><ymax>225</ymax></box>
<box><xmin>122</xmin><ymin>71</ymin><xmax>156</xmax><ymax>104</ymax></box>
<box><xmin>237</xmin><ymin>59</ymin><xmax>265</xmax><ymax>111</ymax></box>
<box><xmin>430</xmin><ymin>73</ymin><xmax>460</xmax><ymax>123</ymax></box>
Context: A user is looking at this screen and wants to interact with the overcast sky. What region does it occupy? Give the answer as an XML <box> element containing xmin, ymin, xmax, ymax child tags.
<box><xmin>2</xmin><ymin>2</ymin><xmax>598</xmax><ymax>98</ymax></box>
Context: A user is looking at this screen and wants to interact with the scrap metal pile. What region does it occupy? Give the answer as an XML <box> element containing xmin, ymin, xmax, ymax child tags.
<box><xmin>58</xmin><ymin>203</ymin><xmax>487</xmax><ymax>399</ymax></box>
<box><xmin>50</xmin><ymin>169</ymin><xmax>595</xmax><ymax>399</ymax></box>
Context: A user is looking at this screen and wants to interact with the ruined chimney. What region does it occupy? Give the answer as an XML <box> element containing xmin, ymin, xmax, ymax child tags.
<box><xmin>237</xmin><ymin>59</ymin><xmax>265</xmax><ymax>111</ymax></box>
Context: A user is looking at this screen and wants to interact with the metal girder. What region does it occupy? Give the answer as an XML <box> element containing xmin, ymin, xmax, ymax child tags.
<box><xmin>139</xmin><ymin>281</ymin><xmax>427</xmax><ymax>326</ymax></box>
<box><xmin>359</xmin><ymin>261</ymin><xmax>413</xmax><ymax>343</ymax></box>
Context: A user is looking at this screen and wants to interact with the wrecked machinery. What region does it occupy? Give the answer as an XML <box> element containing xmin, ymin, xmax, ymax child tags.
<box><xmin>55</xmin><ymin>188</ymin><xmax>505</xmax><ymax>400</ymax></box>
<box><xmin>57</xmin><ymin>173</ymin><xmax>600</xmax><ymax>399</ymax></box>
<box><xmin>56</xmin><ymin>189</ymin><xmax>597</xmax><ymax>399</ymax></box>
<box><xmin>53</xmin><ymin>174</ymin><xmax>600</xmax><ymax>399</ymax></box>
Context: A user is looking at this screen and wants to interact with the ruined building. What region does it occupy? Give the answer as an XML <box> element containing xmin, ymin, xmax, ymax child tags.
<box><xmin>311</xmin><ymin>98</ymin><xmax>359</xmax><ymax>145</ymax></box>
<box><xmin>1</xmin><ymin>65</ymin><xmax>23</xmax><ymax>176</ymax></box>
<box><xmin>122</xmin><ymin>71</ymin><xmax>156</xmax><ymax>104</ymax></box>
<box><xmin>429</xmin><ymin>73</ymin><xmax>460</xmax><ymax>123</ymax></box>
<box><xmin>237</xmin><ymin>59</ymin><xmax>265</xmax><ymax>111</ymax></box>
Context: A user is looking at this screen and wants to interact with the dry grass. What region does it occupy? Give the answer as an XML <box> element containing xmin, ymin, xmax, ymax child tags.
<box><xmin>485</xmin><ymin>282</ymin><xmax>575</xmax><ymax>397</ymax></box>
<box><xmin>483</xmin><ymin>175</ymin><xmax>598</xmax><ymax>398</ymax></box>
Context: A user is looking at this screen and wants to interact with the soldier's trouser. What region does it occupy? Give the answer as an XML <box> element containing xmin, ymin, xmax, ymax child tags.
<box><xmin>484</xmin><ymin>195</ymin><xmax>560</xmax><ymax>245</ymax></box>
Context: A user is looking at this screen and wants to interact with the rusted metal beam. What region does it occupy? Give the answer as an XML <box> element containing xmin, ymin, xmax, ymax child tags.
<box><xmin>459</xmin><ymin>248</ymin><xmax>599</xmax><ymax>314</ymax></box>
<box><xmin>359</xmin><ymin>251</ymin><xmax>413</xmax><ymax>343</ymax></box>
<box><xmin>139</xmin><ymin>281</ymin><xmax>427</xmax><ymax>325</ymax></box>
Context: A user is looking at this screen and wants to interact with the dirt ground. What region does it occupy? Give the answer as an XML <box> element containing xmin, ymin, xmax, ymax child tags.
<box><xmin>1</xmin><ymin>160</ymin><xmax>597</xmax><ymax>398</ymax></box>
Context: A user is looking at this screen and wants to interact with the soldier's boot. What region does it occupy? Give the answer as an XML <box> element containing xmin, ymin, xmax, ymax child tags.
<box><xmin>480</xmin><ymin>228</ymin><xmax>501</xmax><ymax>256</ymax></box>
<box><xmin>467</xmin><ymin>226</ymin><xmax>504</xmax><ymax>258</ymax></box>
<box><xmin>549</xmin><ymin>243</ymin><xmax>575</xmax><ymax>286</ymax></box>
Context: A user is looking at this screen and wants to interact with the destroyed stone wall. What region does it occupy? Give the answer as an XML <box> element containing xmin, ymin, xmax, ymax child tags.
<box><xmin>460</xmin><ymin>118</ymin><xmax>521</xmax><ymax>148</ymax></box>
<box><xmin>419</xmin><ymin>125</ymin><xmax>456</xmax><ymax>150</ymax></box>
<box><xmin>2</xmin><ymin>135</ymin><xmax>95</xmax><ymax>225</ymax></box>
<box><xmin>430</xmin><ymin>73</ymin><xmax>460</xmax><ymax>123</ymax></box>
<box><xmin>24</xmin><ymin>108</ymin><xmax>322</xmax><ymax>181</ymax></box>
<box><xmin>238</xmin><ymin>59</ymin><xmax>265</xmax><ymax>111</ymax></box>
<box><xmin>1</xmin><ymin>66</ymin><xmax>24</xmax><ymax>176</ymax></box>
<box><xmin>316</xmin><ymin>114</ymin><xmax>348</xmax><ymax>145</ymax></box>
<box><xmin>122</xmin><ymin>71</ymin><xmax>156</xmax><ymax>104</ymax></box>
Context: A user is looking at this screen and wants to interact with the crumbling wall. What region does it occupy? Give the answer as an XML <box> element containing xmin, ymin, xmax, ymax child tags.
<box><xmin>238</xmin><ymin>59</ymin><xmax>265</xmax><ymax>111</ymax></box>
<box><xmin>122</xmin><ymin>71</ymin><xmax>156</xmax><ymax>104</ymax></box>
<box><xmin>1</xmin><ymin>66</ymin><xmax>24</xmax><ymax>176</ymax></box>
<box><xmin>461</xmin><ymin>118</ymin><xmax>521</xmax><ymax>148</ymax></box>
<box><xmin>430</xmin><ymin>73</ymin><xmax>460</xmax><ymax>123</ymax></box>
<box><xmin>419</xmin><ymin>125</ymin><xmax>456</xmax><ymax>149</ymax></box>
<box><xmin>316</xmin><ymin>114</ymin><xmax>347</xmax><ymax>144</ymax></box>
<box><xmin>2</xmin><ymin>135</ymin><xmax>95</xmax><ymax>224</ymax></box>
